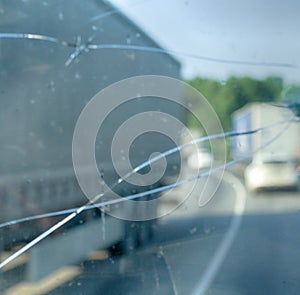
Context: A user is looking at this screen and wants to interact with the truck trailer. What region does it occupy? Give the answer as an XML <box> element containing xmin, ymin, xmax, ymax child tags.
<box><xmin>0</xmin><ymin>0</ymin><xmax>184</xmax><ymax>280</ymax></box>
<box><xmin>232</xmin><ymin>103</ymin><xmax>300</xmax><ymax>161</ymax></box>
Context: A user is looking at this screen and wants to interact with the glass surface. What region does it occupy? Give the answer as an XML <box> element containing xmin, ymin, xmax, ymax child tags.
<box><xmin>0</xmin><ymin>1</ymin><xmax>299</xmax><ymax>294</ymax></box>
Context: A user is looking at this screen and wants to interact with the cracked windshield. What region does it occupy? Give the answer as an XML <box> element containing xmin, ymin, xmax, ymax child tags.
<box><xmin>1</xmin><ymin>0</ymin><xmax>300</xmax><ymax>294</ymax></box>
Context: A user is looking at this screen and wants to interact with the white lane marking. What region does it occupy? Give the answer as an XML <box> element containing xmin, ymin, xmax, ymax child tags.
<box><xmin>192</xmin><ymin>171</ymin><xmax>247</xmax><ymax>295</ymax></box>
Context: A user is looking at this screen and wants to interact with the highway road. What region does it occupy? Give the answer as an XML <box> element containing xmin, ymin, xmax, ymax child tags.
<box><xmin>1</xmin><ymin>169</ymin><xmax>300</xmax><ymax>295</ymax></box>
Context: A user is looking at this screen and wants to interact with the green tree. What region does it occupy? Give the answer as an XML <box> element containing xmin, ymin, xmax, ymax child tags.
<box><xmin>186</xmin><ymin>76</ymin><xmax>283</xmax><ymax>131</ymax></box>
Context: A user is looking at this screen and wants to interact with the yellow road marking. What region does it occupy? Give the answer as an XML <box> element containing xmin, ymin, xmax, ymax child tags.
<box><xmin>86</xmin><ymin>249</ymin><xmax>109</xmax><ymax>260</ymax></box>
<box><xmin>4</xmin><ymin>266</ymin><xmax>81</xmax><ymax>295</ymax></box>
<box><xmin>1</xmin><ymin>252</ymin><xmax>27</xmax><ymax>272</ymax></box>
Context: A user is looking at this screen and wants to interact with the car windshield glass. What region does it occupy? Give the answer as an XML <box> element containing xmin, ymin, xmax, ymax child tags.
<box><xmin>0</xmin><ymin>1</ymin><xmax>300</xmax><ymax>295</ymax></box>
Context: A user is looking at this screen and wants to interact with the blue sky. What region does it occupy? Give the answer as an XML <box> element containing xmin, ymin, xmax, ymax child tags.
<box><xmin>110</xmin><ymin>0</ymin><xmax>300</xmax><ymax>84</ymax></box>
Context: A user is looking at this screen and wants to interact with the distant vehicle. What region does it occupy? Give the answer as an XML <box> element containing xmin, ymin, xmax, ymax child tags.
<box><xmin>187</xmin><ymin>148</ymin><xmax>213</xmax><ymax>170</ymax></box>
<box><xmin>294</xmin><ymin>159</ymin><xmax>300</xmax><ymax>190</ymax></box>
<box><xmin>297</xmin><ymin>169</ymin><xmax>300</xmax><ymax>191</ymax></box>
<box><xmin>245</xmin><ymin>156</ymin><xmax>299</xmax><ymax>192</ymax></box>
<box><xmin>231</xmin><ymin>103</ymin><xmax>300</xmax><ymax>161</ymax></box>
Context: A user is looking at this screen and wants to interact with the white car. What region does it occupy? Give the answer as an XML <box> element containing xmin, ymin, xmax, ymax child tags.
<box><xmin>187</xmin><ymin>148</ymin><xmax>213</xmax><ymax>170</ymax></box>
<box><xmin>245</xmin><ymin>157</ymin><xmax>298</xmax><ymax>192</ymax></box>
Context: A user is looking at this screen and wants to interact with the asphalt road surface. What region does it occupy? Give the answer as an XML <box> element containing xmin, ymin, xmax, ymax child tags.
<box><xmin>2</xmin><ymin>170</ymin><xmax>300</xmax><ymax>295</ymax></box>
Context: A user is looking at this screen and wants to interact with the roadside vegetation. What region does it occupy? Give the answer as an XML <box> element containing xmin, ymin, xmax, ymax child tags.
<box><xmin>186</xmin><ymin>76</ymin><xmax>284</xmax><ymax>131</ymax></box>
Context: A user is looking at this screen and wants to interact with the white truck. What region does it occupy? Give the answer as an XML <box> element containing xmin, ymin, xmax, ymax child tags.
<box><xmin>232</xmin><ymin>102</ymin><xmax>300</xmax><ymax>161</ymax></box>
<box><xmin>232</xmin><ymin>103</ymin><xmax>300</xmax><ymax>191</ymax></box>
